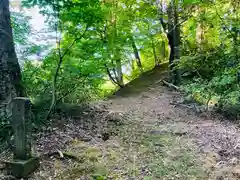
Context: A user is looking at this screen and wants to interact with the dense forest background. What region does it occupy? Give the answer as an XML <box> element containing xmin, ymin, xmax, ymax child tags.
<box><xmin>1</xmin><ymin>0</ymin><xmax>240</xmax><ymax>142</ymax></box>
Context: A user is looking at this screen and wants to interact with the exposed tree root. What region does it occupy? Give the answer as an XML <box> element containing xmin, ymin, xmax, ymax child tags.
<box><xmin>41</xmin><ymin>150</ymin><xmax>83</xmax><ymax>163</ymax></box>
<box><xmin>161</xmin><ymin>80</ymin><xmax>181</xmax><ymax>91</ymax></box>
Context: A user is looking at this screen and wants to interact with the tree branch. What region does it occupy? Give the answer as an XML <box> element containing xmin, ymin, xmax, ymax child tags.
<box><xmin>104</xmin><ymin>64</ymin><xmax>123</xmax><ymax>88</ymax></box>
<box><xmin>214</xmin><ymin>7</ymin><xmax>236</xmax><ymax>40</ymax></box>
<box><xmin>46</xmin><ymin>13</ymin><xmax>89</xmax><ymax>119</ymax></box>
<box><xmin>61</xmin><ymin>24</ymin><xmax>89</xmax><ymax>59</ymax></box>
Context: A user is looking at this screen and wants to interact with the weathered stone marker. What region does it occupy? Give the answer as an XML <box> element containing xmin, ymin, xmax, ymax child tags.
<box><xmin>6</xmin><ymin>97</ymin><xmax>39</xmax><ymax>178</ymax></box>
<box><xmin>12</xmin><ymin>97</ymin><xmax>31</xmax><ymax>160</ymax></box>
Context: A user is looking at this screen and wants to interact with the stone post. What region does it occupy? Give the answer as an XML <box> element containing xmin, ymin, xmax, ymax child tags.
<box><xmin>6</xmin><ymin>97</ymin><xmax>39</xmax><ymax>178</ymax></box>
<box><xmin>12</xmin><ymin>97</ymin><xmax>31</xmax><ymax>160</ymax></box>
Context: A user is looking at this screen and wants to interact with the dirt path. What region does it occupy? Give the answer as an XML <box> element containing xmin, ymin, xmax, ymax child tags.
<box><xmin>37</xmin><ymin>81</ymin><xmax>239</xmax><ymax>180</ymax></box>
<box><xmin>1</xmin><ymin>68</ymin><xmax>240</xmax><ymax>179</ymax></box>
<box><xmin>104</xmin><ymin>83</ymin><xmax>240</xmax><ymax>180</ymax></box>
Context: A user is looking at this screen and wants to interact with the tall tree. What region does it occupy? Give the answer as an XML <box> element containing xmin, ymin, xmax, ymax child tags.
<box><xmin>172</xmin><ymin>0</ymin><xmax>181</xmax><ymax>85</ymax></box>
<box><xmin>0</xmin><ymin>0</ymin><xmax>25</xmax><ymax>116</ymax></box>
<box><xmin>159</xmin><ymin>0</ymin><xmax>181</xmax><ymax>85</ymax></box>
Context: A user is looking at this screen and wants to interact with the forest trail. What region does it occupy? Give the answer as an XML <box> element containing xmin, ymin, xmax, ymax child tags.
<box><xmin>33</xmin><ymin>67</ymin><xmax>240</xmax><ymax>179</ymax></box>
<box><xmin>100</xmin><ymin>68</ymin><xmax>240</xmax><ymax>180</ymax></box>
<box><xmin>2</xmin><ymin>67</ymin><xmax>240</xmax><ymax>180</ymax></box>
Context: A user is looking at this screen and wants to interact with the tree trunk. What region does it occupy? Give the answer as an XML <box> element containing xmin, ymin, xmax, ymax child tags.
<box><xmin>0</xmin><ymin>0</ymin><xmax>25</xmax><ymax>117</ymax></box>
<box><xmin>168</xmin><ymin>1</ymin><xmax>175</xmax><ymax>83</ymax></box>
<box><xmin>104</xmin><ymin>64</ymin><xmax>123</xmax><ymax>88</ymax></box>
<box><xmin>196</xmin><ymin>7</ymin><xmax>205</xmax><ymax>51</ymax></box>
<box><xmin>115</xmin><ymin>57</ymin><xmax>124</xmax><ymax>87</ymax></box>
<box><xmin>151</xmin><ymin>36</ymin><xmax>160</xmax><ymax>67</ymax></box>
<box><xmin>162</xmin><ymin>40</ymin><xmax>166</xmax><ymax>61</ymax></box>
<box><xmin>129</xmin><ymin>35</ymin><xmax>143</xmax><ymax>72</ymax></box>
<box><xmin>111</xmin><ymin>1</ymin><xmax>124</xmax><ymax>87</ymax></box>
<box><xmin>167</xmin><ymin>0</ymin><xmax>181</xmax><ymax>85</ymax></box>
<box><xmin>173</xmin><ymin>3</ymin><xmax>181</xmax><ymax>85</ymax></box>
<box><xmin>148</xmin><ymin>23</ymin><xmax>159</xmax><ymax>67</ymax></box>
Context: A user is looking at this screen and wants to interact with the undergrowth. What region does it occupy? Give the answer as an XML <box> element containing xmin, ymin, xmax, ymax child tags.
<box><xmin>178</xmin><ymin>46</ymin><xmax>240</xmax><ymax>120</ymax></box>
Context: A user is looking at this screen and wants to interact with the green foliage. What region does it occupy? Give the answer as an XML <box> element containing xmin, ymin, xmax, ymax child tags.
<box><xmin>14</xmin><ymin>0</ymin><xmax>240</xmax><ymax>124</ymax></box>
<box><xmin>179</xmin><ymin>46</ymin><xmax>240</xmax><ymax>116</ymax></box>
<box><xmin>11</xmin><ymin>11</ymin><xmax>31</xmax><ymax>45</ymax></box>
<box><xmin>22</xmin><ymin>53</ymin><xmax>106</xmax><ymax>102</ymax></box>
<box><xmin>183</xmin><ymin>0</ymin><xmax>200</xmax><ymax>4</ymax></box>
<box><xmin>178</xmin><ymin>0</ymin><xmax>240</xmax><ymax>117</ymax></box>
<box><xmin>180</xmin><ymin>2</ymin><xmax>238</xmax><ymax>85</ymax></box>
